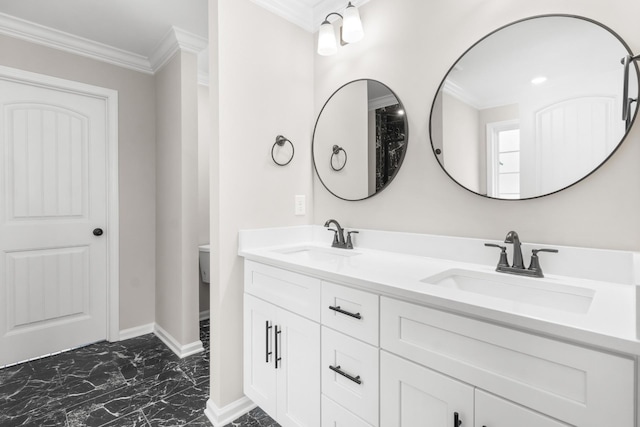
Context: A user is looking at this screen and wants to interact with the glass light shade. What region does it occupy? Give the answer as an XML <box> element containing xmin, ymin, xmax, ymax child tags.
<box><xmin>318</xmin><ymin>21</ymin><xmax>338</xmax><ymax>56</ymax></box>
<box><xmin>342</xmin><ymin>4</ymin><xmax>364</xmax><ymax>43</ymax></box>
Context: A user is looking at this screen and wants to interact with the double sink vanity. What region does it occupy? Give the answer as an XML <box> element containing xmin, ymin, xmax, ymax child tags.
<box><xmin>241</xmin><ymin>10</ymin><xmax>640</xmax><ymax>427</ymax></box>
<box><xmin>239</xmin><ymin>225</ymin><xmax>640</xmax><ymax>427</ymax></box>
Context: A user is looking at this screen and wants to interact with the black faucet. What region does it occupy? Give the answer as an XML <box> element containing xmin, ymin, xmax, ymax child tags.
<box><xmin>504</xmin><ymin>231</ymin><xmax>524</xmax><ymax>269</ymax></box>
<box><xmin>485</xmin><ymin>231</ymin><xmax>558</xmax><ymax>278</ymax></box>
<box><xmin>324</xmin><ymin>219</ymin><xmax>358</xmax><ymax>249</ymax></box>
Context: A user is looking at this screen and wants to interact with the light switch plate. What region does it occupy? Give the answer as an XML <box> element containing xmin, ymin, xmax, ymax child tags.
<box><xmin>295</xmin><ymin>195</ymin><xmax>306</xmax><ymax>215</ymax></box>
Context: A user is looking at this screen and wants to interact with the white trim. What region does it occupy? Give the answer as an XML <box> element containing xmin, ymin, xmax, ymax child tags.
<box><xmin>486</xmin><ymin>119</ymin><xmax>520</xmax><ymax>199</ymax></box>
<box><xmin>369</xmin><ymin>93</ymin><xmax>398</xmax><ymax>111</ymax></box>
<box><xmin>312</xmin><ymin>0</ymin><xmax>370</xmax><ymax>29</ymax></box>
<box><xmin>200</xmin><ymin>310</ymin><xmax>211</xmax><ymax>321</ymax></box>
<box><xmin>119</xmin><ymin>323</ymin><xmax>155</xmax><ymax>341</ymax></box>
<box><xmin>0</xmin><ymin>13</ymin><xmax>209</xmax><ymax>79</ymax></box>
<box><xmin>0</xmin><ymin>12</ymin><xmax>153</xmax><ymax>74</ymax></box>
<box><xmin>106</xmin><ymin>82</ymin><xmax>120</xmax><ymax>343</ymax></box>
<box><xmin>248</xmin><ymin>0</ymin><xmax>369</xmax><ymax>33</ymax></box>
<box><xmin>154</xmin><ymin>323</ymin><xmax>205</xmax><ymax>358</ymax></box>
<box><xmin>149</xmin><ymin>26</ymin><xmax>208</xmax><ymax>73</ymax></box>
<box><xmin>0</xmin><ymin>65</ymin><xmax>121</xmax><ymax>348</ymax></box>
<box><xmin>443</xmin><ymin>79</ymin><xmax>483</xmax><ymax>109</ymax></box>
<box><xmin>204</xmin><ymin>397</ymin><xmax>257</xmax><ymax>427</ymax></box>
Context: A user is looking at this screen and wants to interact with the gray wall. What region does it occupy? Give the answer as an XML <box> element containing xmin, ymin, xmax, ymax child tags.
<box><xmin>313</xmin><ymin>0</ymin><xmax>640</xmax><ymax>251</ymax></box>
<box><xmin>155</xmin><ymin>51</ymin><xmax>200</xmax><ymax>346</ymax></box>
<box><xmin>0</xmin><ymin>34</ymin><xmax>157</xmax><ymax>330</ymax></box>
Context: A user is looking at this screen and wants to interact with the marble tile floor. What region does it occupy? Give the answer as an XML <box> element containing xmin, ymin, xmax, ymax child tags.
<box><xmin>0</xmin><ymin>320</ymin><xmax>280</xmax><ymax>427</ymax></box>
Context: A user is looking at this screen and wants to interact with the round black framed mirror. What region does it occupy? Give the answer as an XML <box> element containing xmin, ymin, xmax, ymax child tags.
<box><xmin>313</xmin><ymin>79</ymin><xmax>408</xmax><ymax>201</ymax></box>
<box><xmin>429</xmin><ymin>15</ymin><xmax>639</xmax><ymax>200</ymax></box>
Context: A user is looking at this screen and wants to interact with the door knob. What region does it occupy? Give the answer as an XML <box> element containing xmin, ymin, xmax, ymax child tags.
<box><xmin>93</xmin><ymin>228</ymin><xmax>104</xmax><ymax>236</ymax></box>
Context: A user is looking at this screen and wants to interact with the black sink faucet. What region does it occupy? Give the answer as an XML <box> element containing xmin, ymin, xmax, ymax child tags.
<box><xmin>324</xmin><ymin>219</ymin><xmax>358</xmax><ymax>249</ymax></box>
<box><xmin>485</xmin><ymin>231</ymin><xmax>558</xmax><ymax>278</ymax></box>
<box><xmin>324</xmin><ymin>219</ymin><xmax>345</xmax><ymax>246</ymax></box>
<box><xmin>504</xmin><ymin>230</ymin><xmax>524</xmax><ymax>269</ymax></box>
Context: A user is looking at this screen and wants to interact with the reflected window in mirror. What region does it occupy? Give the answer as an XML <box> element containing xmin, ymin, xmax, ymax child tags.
<box><xmin>430</xmin><ymin>15</ymin><xmax>640</xmax><ymax>200</ymax></box>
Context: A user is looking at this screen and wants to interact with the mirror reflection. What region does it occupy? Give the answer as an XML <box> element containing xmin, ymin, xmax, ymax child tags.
<box><xmin>313</xmin><ymin>79</ymin><xmax>408</xmax><ymax>201</ymax></box>
<box><xmin>430</xmin><ymin>15</ymin><xmax>639</xmax><ymax>200</ymax></box>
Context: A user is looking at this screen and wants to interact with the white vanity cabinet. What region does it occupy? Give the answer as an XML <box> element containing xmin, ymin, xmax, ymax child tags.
<box><xmin>244</xmin><ymin>261</ymin><xmax>321</xmax><ymax>427</ymax></box>
<box><xmin>380</xmin><ymin>350</ymin><xmax>474</xmax><ymax>427</ymax></box>
<box><xmin>474</xmin><ymin>390</ymin><xmax>570</xmax><ymax>427</ymax></box>
<box><xmin>380</xmin><ymin>296</ymin><xmax>635</xmax><ymax>427</ymax></box>
<box><xmin>242</xmin><ymin>255</ymin><xmax>637</xmax><ymax>427</ymax></box>
<box><xmin>321</xmin><ymin>281</ymin><xmax>379</xmax><ymax>427</ymax></box>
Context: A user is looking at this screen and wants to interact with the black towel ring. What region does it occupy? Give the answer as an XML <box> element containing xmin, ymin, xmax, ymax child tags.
<box><xmin>330</xmin><ymin>145</ymin><xmax>347</xmax><ymax>171</ymax></box>
<box><xmin>271</xmin><ymin>135</ymin><xmax>294</xmax><ymax>166</ymax></box>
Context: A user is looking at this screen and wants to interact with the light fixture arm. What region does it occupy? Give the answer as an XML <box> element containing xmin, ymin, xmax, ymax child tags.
<box><xmin>322</xmin><ymin>12</ymin><xmax>343</xmax><ymax>24</ymax></box>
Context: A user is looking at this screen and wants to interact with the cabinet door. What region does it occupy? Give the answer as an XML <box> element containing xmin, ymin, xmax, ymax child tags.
<box><xmin>277</xmin><ymin>307</ymin><xmax>321</xmax><ymax>427</ymax></box>
<box><xmin>380</xmin><ymin>351</ymin><xmax>474</xmax><ymax>427</ymax></box>
<box><xmin>244</xmin><ymin>294</ymin><xmax>278</xmax><ymax>417</ymax></box>
<box><xmin>322</xmin><ymin>395</ymin><xmax>373</xmax><ymax>427</ymax></box>
<box><xmin>475</xmin><ymin>390</ymin><xmax>570</xmax><ymax>427</ymax></box>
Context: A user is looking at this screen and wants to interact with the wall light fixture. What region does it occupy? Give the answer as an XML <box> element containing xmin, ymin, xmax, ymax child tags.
<box><xmin>317</xmin><ymin>2</ymin><xmax>364</xmax><ymax>56</ymax></box>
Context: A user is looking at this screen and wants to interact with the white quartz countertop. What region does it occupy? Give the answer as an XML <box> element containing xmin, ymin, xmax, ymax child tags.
<box><xmin>239</xmin><ymin>226</ymin><xmax>640</xmax><ymax>356</ymax></box>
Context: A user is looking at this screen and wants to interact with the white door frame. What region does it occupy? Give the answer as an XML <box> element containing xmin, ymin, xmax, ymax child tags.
<box><xmin>0</xmin><ymin>65</ymin><xmax>119</xmax><ymax>342</ymax></box>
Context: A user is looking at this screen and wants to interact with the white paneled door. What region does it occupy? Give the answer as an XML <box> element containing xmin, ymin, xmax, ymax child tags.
<box><xmin>0</xmin><ymin>69</ymin><xmax>114</xmax><ymax>366</ymax></box>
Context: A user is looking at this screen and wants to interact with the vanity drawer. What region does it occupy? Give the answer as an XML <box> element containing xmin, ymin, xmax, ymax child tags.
<box><xmin>322</xmin><ymin>395</ymin><xmax>373</xmax><ymax>427</ymax></box>
<box><xmin>380</xmin><ymin>297</ymin><xmax>635</xmax><ymax>427</ymax></box>
<box><xmin>321</xmin><ymin>282</ymin><xmax>379</xmax><ymax>345</ymax></box>
<box><xmin>244</xmin><ymin>260</ymin><xmax>321</xmax><ymax>322</ymax></box>
<box><xmin>322</xmin><ymin>327</ymin><xmax>379</xmax><ymax>427</ymax></box>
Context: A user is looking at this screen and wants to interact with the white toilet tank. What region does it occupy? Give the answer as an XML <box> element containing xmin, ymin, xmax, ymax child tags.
<box><xmin>199</xmin><ymin>244</ymin><xmax>210</xmax><ymax>284</ymax></box>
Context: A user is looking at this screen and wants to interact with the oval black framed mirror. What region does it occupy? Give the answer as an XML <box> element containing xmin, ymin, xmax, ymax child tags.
<box><xmin>429</xmin><ymin>15</ymin><xmax>639</xmax><ymax>200</ymax></box>
<box><xmin>313</xmin><ymin>79</ymin><xmax>408</xmax><ymax>201</ymax></box>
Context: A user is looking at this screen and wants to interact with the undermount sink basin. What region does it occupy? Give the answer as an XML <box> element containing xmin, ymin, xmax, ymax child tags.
<box><xmin>274</xmin><ymin>246</ymin><xmax>361</xmax><ymax>263</ymax></box>
<box><xmin>420</xmin><ymin>269</ymin><xmax>595</xmax><ymax>314</ymax></box>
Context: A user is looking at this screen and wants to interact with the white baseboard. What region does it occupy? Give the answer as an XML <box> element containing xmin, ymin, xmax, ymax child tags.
<box><xmin>204</xmin><ymin>397</ymin><xmax>256</xmax><ymax>427</ymax></box>
<box><xmin>118</xmin><ymin>323</ymin><xmax>155</xmax><ymax>341</ymax></box>
<box><xmin>199</xmin><ymin>310</ymin><xmax>210</xmax><ymax>321</ymax></box>
<box><xmin>154</xmin><ymin>323</ymin><xmax>205</xmax><ymax>358</ymax></box>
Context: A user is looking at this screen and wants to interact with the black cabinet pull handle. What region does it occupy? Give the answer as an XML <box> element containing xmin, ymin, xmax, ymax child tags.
<box><xmin>265</xmin><ymin>321</ymin><xmax>272</xmax><ymax>363</ymax></box>
<box><xmin>329</xmin><ymin>365</ymin><xmax>362</xmax><ymax>385</ymax></box>
<box><xmin>454</xmin><ymin>412</ymin><xmax>462</xmax><ymax>426</ymax></box>
<box><xmin>328</xmin><ymin>305</ymin><xmax>362</xmax><ymax>320</ymax></box>
<box><xmin>93</xmin><ymin>228</ymin><xmax>104</xmax><ymax>236</ymax></box>
<box><xmin>275</xmin><ymin>325</ymin><xmax>282</xmax><ymax>369</ymax></box>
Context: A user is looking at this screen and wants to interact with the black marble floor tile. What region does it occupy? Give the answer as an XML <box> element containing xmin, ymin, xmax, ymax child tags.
<box><xmin>224</xmin><ymin>407</ymin><xmax>281</xmax><ymax>427</ymax></box>
<box><xmin>0</xmin><ymin>319</ymin><xmax>281</xmax><ymax>427</ymax></box>
<box><xmin>142</xmin><ymin>379</ymin><xmax>209</xmax><ymax>426</ymax></box>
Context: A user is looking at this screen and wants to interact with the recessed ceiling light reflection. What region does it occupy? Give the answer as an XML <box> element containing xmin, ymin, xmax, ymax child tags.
<box><xmin>531</xmin><ymin>76</ymin><xmax>547</xmax><ymax>85</ymax></box>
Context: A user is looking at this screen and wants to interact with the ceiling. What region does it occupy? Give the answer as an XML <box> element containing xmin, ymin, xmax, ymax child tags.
<box><xmin>0</xmin><ymin>0</ymin><xmax>369</xmax><ymax>76</ymax></box>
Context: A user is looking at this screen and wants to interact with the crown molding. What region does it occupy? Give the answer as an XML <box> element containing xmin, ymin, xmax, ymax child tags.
<box><xmin>313</xmin><ymin>0</ymin><xmax>370</xmax><ymax>29</ymax></box>
<box><xmin>369</xmin><ymin>93</ymin><xmax>398</xmax><ymax>111</ymax></box>
<box><xmin>249</xmin><ymin>0</ymin><xmax>315</xmax><ymax>32</ymax></box>
<box><xmin>149</xmin><ymin>26</ymin><xmax>209</xmax><ymax>72</ymax></box>
<box><xmin>0</xmin><ymin>12</ymin><xmax>153</xmax><ymax>74</ymax></box>
<box><xmin>0</xmin><ymin>12</ymin><xmax>209</xmax><ymax>79</ymax></box>
<box><xmin>443</xmin><ymin>79</ymin><xmax>483</xmax><ymax>110</ymax></box>
<box><xmin>249</xmin><ymin>0</ymin><xmax>370</xmax><ymax>33</ymax></box>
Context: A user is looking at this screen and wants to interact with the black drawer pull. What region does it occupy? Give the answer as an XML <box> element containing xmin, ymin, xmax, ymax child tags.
<box><xmin>328</xmin><ymin>305</ymin><xmax>362</xmax><ymax>320</ymax></box>
<box><xmin>275</xmin><ymin>325</ymin><xmax>282</xmax><ymax>369</ymax></box>
<box><xmin>329</xmin><ymin>365</ymin><xmax>362</xmax><ymax>385</ymax></box>
<box><xmin>265</xmin><ymin>321</ymin><xmax>272</xmax><ymax>363</ymax></box>
<box><xmin>454</xmin><ymin>412</ymin><xmax>462</xmax><ymax>426</ymax></box>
